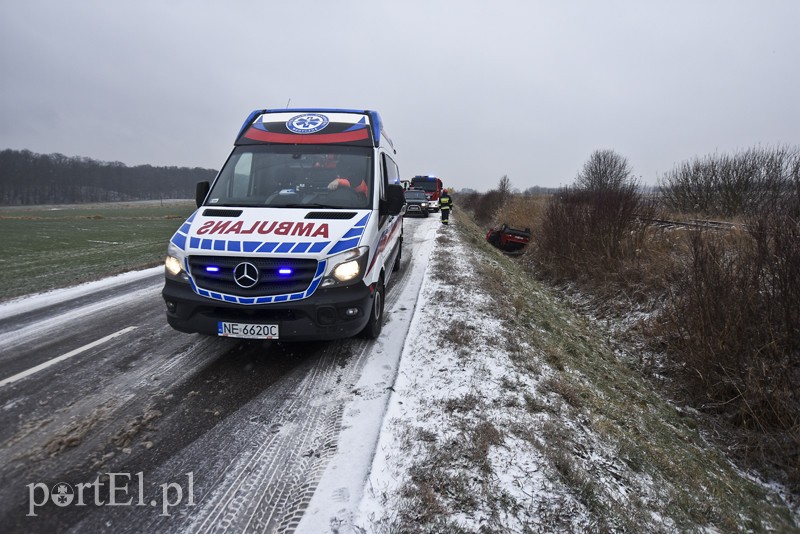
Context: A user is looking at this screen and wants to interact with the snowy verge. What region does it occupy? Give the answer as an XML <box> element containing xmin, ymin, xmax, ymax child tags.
<box><xmin>295</xmin><ymin>218</ymin><xmax>440</xmax><ymax>533</ymax></box>
<box><xmin>0</xmin><ymin>267</ymin><xmax>162</xmax><ymax>320</ymax></box>
<box><xmin>350</xmin><ymin>214</ymin><xmax>797</xmax><ymax>532</ymax></box>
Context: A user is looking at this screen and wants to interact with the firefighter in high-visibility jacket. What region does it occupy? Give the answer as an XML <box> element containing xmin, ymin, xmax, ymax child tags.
<box><xmin>439</xmin><ymin>189</ymin><xmax>453</xmax><ymax>224</ymax></box>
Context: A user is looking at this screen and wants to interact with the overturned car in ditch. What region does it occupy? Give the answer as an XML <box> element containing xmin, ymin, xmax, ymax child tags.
<box><xmin>486</xmin><ymin>224</ymin><xmax>531</xmax><ymax>255</ymax></box>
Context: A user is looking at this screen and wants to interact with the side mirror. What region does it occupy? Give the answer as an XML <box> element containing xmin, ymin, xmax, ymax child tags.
<box><xmin>196</xmin><ymin>181</ymin><xmax>210</xmax><ymax>208</ymax></box>
<box><xmin>382</xmin><ymin>184</ymin><xmax>406</xmax><ymax>216</ymax></box>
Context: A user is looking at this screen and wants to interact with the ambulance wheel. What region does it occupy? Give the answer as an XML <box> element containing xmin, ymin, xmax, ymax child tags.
<box><xmin>362</xmin><ymin>278</ymin><xmax>385</xmax><ymax>339</ymax></box>
<box><xmin>393</xmin><ymin>240</ymin><xmax>402</xmax><ymax>272</ymax></box>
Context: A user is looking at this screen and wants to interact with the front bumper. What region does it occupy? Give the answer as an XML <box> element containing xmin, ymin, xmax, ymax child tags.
<box><xmin>162</xmin><ymin>278</ymin><xmax>373</xmax><ymax>341</ymax></box>
<box><xmin>404</xmin><ymin>204</ymin><xmax>428</xmax><ymax>216</ymax></box>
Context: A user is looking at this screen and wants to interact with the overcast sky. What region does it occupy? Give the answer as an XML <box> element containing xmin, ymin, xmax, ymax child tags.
<box><xmin>2</xmin><ymin>1</ymin><xmax>798</xmax><ymax>191</ymax></box>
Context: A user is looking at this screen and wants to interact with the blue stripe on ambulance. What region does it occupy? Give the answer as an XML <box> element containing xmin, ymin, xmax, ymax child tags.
<box><xmin>328</xmin><ymin>213</ymin><xmax>370</xmax><ymax>254</ymax></box>
<box><xmin>342</xmin><ymin>117</ymin><xmax>368</xmax><ymax>132</ymax></box>
<box><xmin>171</xmin><ymin>233</ymin><xmax>187</xmax><ymax>250</ymax></box>
<box><xmin>169</xmin><ymin>210</ymin><xmax>198</xmax><ymax>250</ymax></box>
<box><xmin>178</xmin><ymin>213</ymin><xmax>368</xmax><ymax>305</ymax></box>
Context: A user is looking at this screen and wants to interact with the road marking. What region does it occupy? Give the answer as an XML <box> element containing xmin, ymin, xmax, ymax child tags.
<box><xmin>0</xmin><ymin>326</ymin><xmax>138</xmax><ymax>388</ymax></box>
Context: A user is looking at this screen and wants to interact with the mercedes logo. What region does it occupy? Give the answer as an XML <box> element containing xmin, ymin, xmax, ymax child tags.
<box><xmin>233</xmin><ymin>262</ymin><xmax>259</xmax><ymax>289</ymax></box>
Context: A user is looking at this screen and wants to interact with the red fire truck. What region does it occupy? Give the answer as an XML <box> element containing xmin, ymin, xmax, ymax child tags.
<box><xmin>410</xmin><ymin>175</ymin><xmax>444</xmax><ymax>212</ymax></box>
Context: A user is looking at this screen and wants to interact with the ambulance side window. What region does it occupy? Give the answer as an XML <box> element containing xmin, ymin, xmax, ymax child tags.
<box><xmin>231</xmin><ymin>153</ymin><xmax>253</xmax><ymax>197</ymax></box>
<box><xmin>381</xmin><ymin>153</ymin><xmax>399</xmax><ymax>201</ymax></box>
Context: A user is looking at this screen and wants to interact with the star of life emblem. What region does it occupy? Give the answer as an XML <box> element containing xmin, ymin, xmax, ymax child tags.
<box><xmin>286</xmin><ymin>113</ymin><xmax>329</xmax><ymax>134</ymax></box>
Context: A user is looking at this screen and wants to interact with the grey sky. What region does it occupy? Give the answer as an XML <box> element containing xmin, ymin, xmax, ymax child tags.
<box><xmin>1</xmin><ymin>0</ymin><xmax>798</xmax><ymax>191</ymax></box>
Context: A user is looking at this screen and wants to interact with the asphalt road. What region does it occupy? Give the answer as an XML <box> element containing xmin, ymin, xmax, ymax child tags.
<box><xmin>0</xmin><ymin>215</ymin><xmax>438</xmax><ymax>533</ymax></box>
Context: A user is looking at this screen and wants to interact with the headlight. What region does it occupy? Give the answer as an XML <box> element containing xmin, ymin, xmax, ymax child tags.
<box><xmin>165</xmin><ymin>242</ymin><xmax>188</xmax><ymax>280</ymax></box>
<box><xmin>421</xmin><ymin>202</ymin><xmax>429</xmax><ymax>207</ymax></box>
<box><xmin>321</xmin><ymin>246</ymin><xmax>369</xmax><ymax>287</ymax></box>
<box><xmin>165</xmin><ymin>256</ymin><xmax>183</xmax><ymax>276</ymax></box>
<box><xmin>333</xmin><ymin>259</ymin><xmax>361</xmax><ymax>281</ymax></box>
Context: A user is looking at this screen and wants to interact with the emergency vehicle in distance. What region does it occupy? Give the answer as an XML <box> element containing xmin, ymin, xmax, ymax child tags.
<box><xmin>410</xmin><ymin>175</ymin><xmax>444</xmax><ymax>211</ymax></box>
<box><xmin>162</xmin><ymin>109</ymin><xmax>406</xmax><ymax>341</ymax></box>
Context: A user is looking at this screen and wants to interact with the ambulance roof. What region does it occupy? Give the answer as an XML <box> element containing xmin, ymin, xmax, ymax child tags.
<box><xmin>234</xmin><ymin>108</ymin><xmax>390</xmax><ymax>148</ymax></box>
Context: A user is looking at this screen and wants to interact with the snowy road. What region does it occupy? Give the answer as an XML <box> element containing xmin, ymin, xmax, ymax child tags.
<box><xmin>0</xmin><ymin>215</ymin><xmax>440</xmax><ymax>533</ymax></box>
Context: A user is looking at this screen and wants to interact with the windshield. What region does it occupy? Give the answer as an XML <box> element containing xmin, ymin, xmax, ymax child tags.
<box><xmin>405</xmin><ymin>190</ymin><xmax>427</xmax><ymax>200</ymax></box>
<box><xmin>411</xmin><ymin>179</ymin><xmax>438</xmax><ymax>192</ymax></box>
<box><xmin>206</xmin><ymin>145</ymin><xmax>373</xmax><ymax>209</ymax></box>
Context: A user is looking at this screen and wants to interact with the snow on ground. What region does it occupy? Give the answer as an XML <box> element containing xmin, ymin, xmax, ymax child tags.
<box><xmin>8</xmin><ymin>213</ymin><xmax>795</xmax><ymax>532</ymax></box>
<box><xmin>307</xmin><ymin>213</ymin><xmax>797</xmax><ymax>532</ymax></box>
<box><xmin>296</xmin><ymin>217</ymin><xmax>440</xmax><ymax>532</ymax></box>
<box><xmin>300</xmin><ymin>215</ymin><xmax>600</xmax><ymax>532</ymax></box>
<box><xmin>351</xmin><ymin>218</ymin><xmax>598</xmax><ymax>532</ymax></box>
<box><xmin>0</xmin><ymin>266</ymin><xmax>162</xmax><ymax>320</ymax></box>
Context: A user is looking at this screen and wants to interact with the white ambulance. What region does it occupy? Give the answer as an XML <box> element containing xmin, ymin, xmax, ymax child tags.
<box><xmin>162</xmin><ymin>109</ymin><xmax>405</xmax><ymax>341</ymax></box>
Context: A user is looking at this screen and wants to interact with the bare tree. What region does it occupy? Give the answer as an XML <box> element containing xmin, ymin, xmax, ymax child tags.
<box><xmin>658</xmin><ymin>145</ymin><xmax>800</xmax><ymax>216</ymax></box>
<box><xmin>497</xmin><ymin>175</ymin><xmax>512</xmax><ymax>197</ymax></box>
<box><xmin>575</xmin><ymin>149</ymin><xmax>633</xmax><ymax>192</ymax></box>
<box><xmin>496</xmin><ymin>174</ymin><xmax>512</xmax><ymax>207</ymax></box>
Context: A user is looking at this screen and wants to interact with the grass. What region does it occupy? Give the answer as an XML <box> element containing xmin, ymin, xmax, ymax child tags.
<box><xmin>380</xmin><ymin>210</ymin><xmax>798</xmax><ymax>533</ymax></box>
<box><xmin>470</xmin><ymin>212</ymin><xmax>797</xmax><ymax>531</ymax></box>
<box><xmin>0</xmin><ymin>200</ymin><xmax>196</xmax><ymax>301</ymax></box>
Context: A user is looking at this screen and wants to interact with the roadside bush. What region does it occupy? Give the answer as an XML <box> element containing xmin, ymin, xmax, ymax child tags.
<box><xmin>459</xmin><ymin>168</ymin><xmax>800</xmax><ymax>494</ymax></box>
<box><xmin>528</xmin><ymin>150</ymin><xmax>656</xmax><ymax>290</ymax></box>
<box><xmin>488</xmin><ymin>193</ymin><xmax>546</xmax><ymax>231</ymax></box>
<box><xmin>655</xmin><ymin>215</ymin><xmax>800</xmax><ymax>489</ymax></box>
<box><xmin>459</xmin><ymin>176</ymin><xmax>515</xmax><ymax>225</ymax></box>
<box><xmin>659</xmin><ymin>145</ymin><xmax>800</xmax><ymax>217</ymax></box>
<box><xmin>575</xmin><ymin>149</ymin><xmax>634</xmax><ymax>192</ymax></box>
<box><xmin>533</xmin><ymin>184</ymin><xmax>654</xmax><ymax>283</ymax></box>
<box><xmin>460</xmin><ymin>149</ymin><xmax>800</xmax><ymax>499</ymax></box>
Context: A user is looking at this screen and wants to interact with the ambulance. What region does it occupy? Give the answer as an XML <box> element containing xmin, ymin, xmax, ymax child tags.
<box><xmin>162</xmin><ymin>109</ymin><xmax>406</xmax><ymax>341</ymax></box>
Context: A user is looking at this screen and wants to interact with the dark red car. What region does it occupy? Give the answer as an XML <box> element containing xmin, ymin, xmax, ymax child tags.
<box><xmin>486</xmin><ymin>224</ymin><xmax>531</xmax><ymax>254</ymax></box>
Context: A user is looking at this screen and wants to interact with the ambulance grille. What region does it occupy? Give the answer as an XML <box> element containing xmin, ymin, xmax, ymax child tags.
<box><xmin>188</xmin><ymin>256</ymin><xmax>318</xmax><ymax>297</ymax></box>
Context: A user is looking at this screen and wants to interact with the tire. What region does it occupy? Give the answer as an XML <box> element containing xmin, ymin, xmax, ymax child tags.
<box><xmin>393</xmin><ymin>239</ymin><xmax>402</xmax><ymax>272</ymax></box>
<box><xmin>362</xmin><ymin>278</ymin><xmax>385</xmax><ymax>339</ymax></box>
<box><xmin>423</xmin><ymin>210</ymin><xmax>429</xmax><ymax>218</ymax></box>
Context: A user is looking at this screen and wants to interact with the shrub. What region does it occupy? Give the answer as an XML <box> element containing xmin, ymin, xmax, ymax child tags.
<box><xmin>533</xmin><ymin>184</ymin><xmax>654</xmax><ymax>282</ymax></box>
<box><xmin>658</xmin><ymin>145</ymin><xmax>800</xmax><ymax>217</ymax></box>
<box><xmin>575</xmin><ymin>149</ymin><xmax>633</xmax><ymax>192</ymax></box>
<box><xmin>655</xmin><ymin>215</ymin><xmax>800</xmax><ymax>489</ymax></box>
<box><xmin>459</xmin><ymin>176</ymin><xmax>515</xmax><ymax>225</ymax></box>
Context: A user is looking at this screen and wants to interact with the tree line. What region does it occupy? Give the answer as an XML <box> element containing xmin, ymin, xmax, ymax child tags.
<box><xmin>0</xmin><ymin>149</ymin><xmax>218</xmax><ymax>205</ymax></box>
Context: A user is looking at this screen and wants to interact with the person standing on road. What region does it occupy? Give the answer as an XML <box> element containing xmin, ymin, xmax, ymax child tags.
<box><xmin>439</xmin><ymin>188</ymin><xmax>453</xmax><ymax>224</ymax></box>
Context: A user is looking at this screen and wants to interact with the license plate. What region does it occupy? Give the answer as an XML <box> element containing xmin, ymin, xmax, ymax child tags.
<box><xmin>218</xmin><ymin>322</ymin><xmax>279</xmax><ymax>339</ymax></box>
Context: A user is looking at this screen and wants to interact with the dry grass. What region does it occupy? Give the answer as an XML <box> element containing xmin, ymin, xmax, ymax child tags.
<box><xmin>466</xmin><ymin>189</ymin><xmax>800</xmax><ymax>498</ymax></box>
<box><xmin>372</xmin><ymin>208</ymin><xmax>798</xmax><ymax>533</ymax></box>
